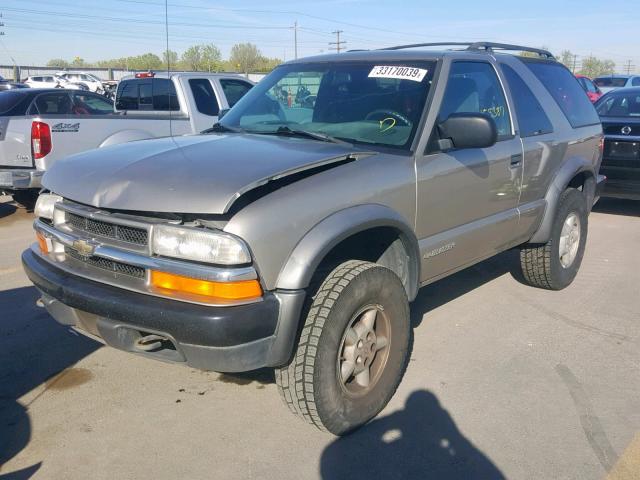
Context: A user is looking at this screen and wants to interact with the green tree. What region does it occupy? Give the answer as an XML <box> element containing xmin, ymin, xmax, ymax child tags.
<box><xmin>181</xmin><ymin>45</ymin><xmax>202</xmax><ymax>71</ymax></box>
<box><xmin>559</xmin><ymin>50</ymin><xmax>576</xmax><ymax>70</ymax></box>
<box><xmin>229</xmin><ymin>43</ymin><xmax>262</xmax><ymax>74</ymax></box>
<box><xmin>201</xmin><ymin>44</ymin><xmax>222</xmax><ymax>72</ymax></box>
<box><xmin>579</xmin><ymin>55</ymin><xmax>615</xmax><ymax>78</ymax></box>
<box><xmin>71</xmin><ymin>56</ymin><xmax>88</xmax><ymax>67</ymax></box>
<box><xmin>256</xmin><ymin>56</ymin><xmax>283</xmax><ymax>72</ymax></box>
<box><xmin>163</xmin><ymin>49</ymin><xmax>179</xmax><ymax>69</ymax></box>
<box><xmin>47</xmin><ymin>58</ymin><xmax>70</xmax><ymax>68</ymax></box>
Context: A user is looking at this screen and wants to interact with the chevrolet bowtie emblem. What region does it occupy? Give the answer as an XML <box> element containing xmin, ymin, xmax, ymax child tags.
<box><xmin>72</xmin><ymin>239</ymin><xmax>96</xmax><ymax>257</ymax></box>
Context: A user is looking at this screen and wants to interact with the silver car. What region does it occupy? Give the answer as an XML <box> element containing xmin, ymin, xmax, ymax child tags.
<box><xmin>23</xmin><ymin>42</ymin><xmax>605</xmax><ymax>434</ymax></box>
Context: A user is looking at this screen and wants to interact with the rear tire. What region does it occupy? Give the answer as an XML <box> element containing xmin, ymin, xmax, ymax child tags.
<box><xmin>12</xmin><ymin>190</ymin><xmax>38</xmax><ymax>211</ymax></box>
<box><xmin>520</xmin><ymin>188</ymin><xmax>588</xmax><ymax>290</ymax></box>
<box><xmin>275</xmin><ymin>260</ymin><xmax>410</xmax><ymax>435</ymax></box>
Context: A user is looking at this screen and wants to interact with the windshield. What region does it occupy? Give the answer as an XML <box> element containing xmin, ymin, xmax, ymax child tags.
<box><xmin>594</xmin><ymin>77</ymin><xmax>628</xmax><ymax>88</ymax></box>
<box><xmin>220</xmin><ymin>61</ymin><xmax>436</xmax><ymax>149</ymax></box>
<box><xmin>596</xmin><ymin>92</ymin><xmax>640</xmax><ymax>117</ymax></box>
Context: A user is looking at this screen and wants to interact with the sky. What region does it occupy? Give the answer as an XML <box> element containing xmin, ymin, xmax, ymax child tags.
<box><xmin>0</xmin><ymin>0</ymin><xmax>637</xmax><ymax>72</ymax></box>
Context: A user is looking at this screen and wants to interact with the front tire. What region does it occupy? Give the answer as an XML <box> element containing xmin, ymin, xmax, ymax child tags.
<box><xmin>275</xmin><ymin>260</ymin><xmax>410</xmax><ymax>435</ymax></box>
<box><xmin>520</xmin><ymin>188</ymin><xmax>588</xmax><ymax>290</ymax></box>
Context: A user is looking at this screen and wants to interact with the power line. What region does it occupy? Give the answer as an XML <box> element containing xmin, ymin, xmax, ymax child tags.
<box><xmin>329</xmin><ymin>30</ymin><xmax>346</xmax><ymax>53</ymax></box>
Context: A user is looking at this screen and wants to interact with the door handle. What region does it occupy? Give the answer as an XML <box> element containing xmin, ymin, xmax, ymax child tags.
<box><xmin>510</xmin><ymin>153</ymin><xmax>523</xmax><ymax>168</ymax></box>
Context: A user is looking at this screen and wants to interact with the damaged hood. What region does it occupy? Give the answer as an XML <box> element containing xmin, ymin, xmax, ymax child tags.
<box><xmin>43</xmin><ymin>133</ymin><xmax>372</xmax><ymax>214</ymax></box>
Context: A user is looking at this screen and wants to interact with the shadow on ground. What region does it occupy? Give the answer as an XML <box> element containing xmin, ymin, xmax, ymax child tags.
<box><xmin>320</xmin><ymin>390</ymin><xmax>504</xmax><ymax>479</ymax></box>
<box><xmin>0</xmin><ymin>286</ymin><xmax>100</xmax><ymax>478</ymax></box>
<box><xmin>0</xmin><ymin>198</ymin><xmax>18</xmax><ymax>220</ymax></box>
<box><xmin>592</xmin><ymin>197</ymin><xmax>639</xmax><ymax>217</ymax></box>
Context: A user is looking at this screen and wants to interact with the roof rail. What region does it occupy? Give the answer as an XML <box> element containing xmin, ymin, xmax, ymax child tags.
<box><xmin>379</xmin><ymin>41</ymin><xmax>555</xmax><ymax>59</ymax></box>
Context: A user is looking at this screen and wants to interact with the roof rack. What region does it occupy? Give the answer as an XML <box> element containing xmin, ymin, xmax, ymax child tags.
<box><xmin>379</xmin><ymin>42</ymin><xmax>555</xmax><ymax>59</ymax></box>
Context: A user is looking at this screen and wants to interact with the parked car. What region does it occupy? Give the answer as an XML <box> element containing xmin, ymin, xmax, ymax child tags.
<box><xmin>595</xmin><ymin>87</ymin><xmax>640</xmax><ymax>200</ymax></box>
<box><xmin>24</xmin><ymin>75</ymin><xmax>89</xmax><ymax>91</ymax></box>
<box><xmin>56</xmin><ymin>72</ymin><xmax>105</xmax><ymax>93</ymax></box>
<box><xmin>593</xmin><ymin>75</ymin><xmax>640</xmax><ymax>94</ymax></box>
<box><xmin>575</xmin><ymin>74</ymin><xmax>602</xmax><ymax>103</ymax></box>
<box><xmin>0</xmin><ymin>75</ymin><xmax>28</xmax><ymax>91</ymax></box>
<box><xmin>0</xmin><ymin>72</ymin><xmax>253</xmax><ymax>207</ymax></box>
<box><xmin>23</xmin><ymin>42</ymin><xmax>604</xmax><ymax>435</ymax></box>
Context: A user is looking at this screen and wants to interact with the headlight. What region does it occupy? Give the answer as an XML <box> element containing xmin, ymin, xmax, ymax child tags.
<box><xmin>152</xmin><ymin>225</ymin><xmax>251</xmax><ymax>265</ymax></box>
<box><xmin>34</xmin><ymin>193</ymin><xmax>62</xmax><ymax>220</ymax></box>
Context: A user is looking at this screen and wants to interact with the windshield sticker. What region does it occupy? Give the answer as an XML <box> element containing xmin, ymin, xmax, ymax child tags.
<box><xmin>368</xmin><ymin>66</ymin><xmax>428</xmax><ymax>82</ymax></box>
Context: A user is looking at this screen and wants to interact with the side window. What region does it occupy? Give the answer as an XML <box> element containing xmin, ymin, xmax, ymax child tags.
<box><xmin>501</xmin><ymin>64</ymin><xmax>553</xmax><ymax>137</ymax></box>
<box><xmin>220</xmin><ymin>79</ymin><xmax>253</xmax><ymax>108</ymax></box>
<box><xmin>73</xmin><ymin>93</ymin><xmax>113</xmax><ymax>114</ymax></box>
<box><xmin>632</xmin><ymin>77</ymin><xmax>640</xmax><ymax>87</ymax></box>
<box><xmin>523</xmin><ymin>60</ymin><xmax>599</xmax><ymax>128</ymax></box>
<box><xmin>585</xmin><ymin>79</ymin><xmax>598</xmax><ymax>93</ymax></box>
<box><xmin>33</xmin><ymin>92</ymin><xmax>73</xmax><ymax>114</ymax></box>
<box><xmin>115</xmin><ymin>81</ymin><xmax>139</xmax><ymax>110</ymax></box>
<box><xmin>188</xmin><ymin>78</ymin><xmax>220</xmax><ymax>116</ymax></box>
<box><xmin>152</xmin><ymin>78</ymin><xmax>179</xmax><ymax>111</ymax></box>
<box><xmin>438</xmin><ymin>61</ymin><xmax>512</xmax><ymax>138</ymax></box>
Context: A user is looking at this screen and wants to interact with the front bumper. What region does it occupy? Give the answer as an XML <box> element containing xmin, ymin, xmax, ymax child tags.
<box><xmin>0</xmin><ymin>168</ymin><xmax>43</xmax><ymax>190</ymax></box>
<box><xmin>22</xmin><ymin>248</ymin><xmax>305</xmax><ymax>372</ymax></box>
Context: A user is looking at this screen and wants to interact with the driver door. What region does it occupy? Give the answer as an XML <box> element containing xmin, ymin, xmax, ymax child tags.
<box><xmin>415</xmin><ymin>60</ymin><xmax>523</xmax><ymax>283</ymax></box>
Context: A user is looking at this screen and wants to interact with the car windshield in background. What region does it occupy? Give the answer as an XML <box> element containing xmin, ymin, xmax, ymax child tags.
<box><xmin>596</xmin><ymin>91</ymin><xmax>640</xmax><ymax>117</ymax></box>
<box><xmin>220</xmin><ymin>61</ymin><xmax>436</xmax><ymax>149</ymax></box>
<box><xmin>594</xmin><ymin>77</ymin><xmax>628</xmax><ymax>88</ymax></box>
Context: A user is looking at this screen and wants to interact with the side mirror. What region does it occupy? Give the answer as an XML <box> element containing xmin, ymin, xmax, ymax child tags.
<box><xmin>218</xmin><ymin>108</ymin><xmax>230</xmax><ymax>119</ymax></box>
<box><xmin>437</xmin><ymin>113</ymin><xmax>498</xmax><ymax>150</ymax></box>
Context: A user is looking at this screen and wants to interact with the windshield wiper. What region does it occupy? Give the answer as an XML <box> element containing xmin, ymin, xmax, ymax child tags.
<box><xmin>201</xmin><ymin>123</ymin><xmax>243</xmax><ymax>134</ymax></box>
<box><xmin>252</xmin><ymin>126</ymin><xmax>351</xmax><ymax>145</ymax></box>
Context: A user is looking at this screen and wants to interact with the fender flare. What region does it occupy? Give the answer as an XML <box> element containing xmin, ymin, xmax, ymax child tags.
<box><xmin>99</xmin><ymin>130</ymin><xmax>155</xmax><ymax>148</ymax></box>
<box><xmin>276</xmin><ymin>204</ymin><xmax>420</xmax><ymax>301</ymax></box>
<box><xmin>528</xmin><ymin>156</ymin><xmax>596</xmax><ymax>244</ymax></box>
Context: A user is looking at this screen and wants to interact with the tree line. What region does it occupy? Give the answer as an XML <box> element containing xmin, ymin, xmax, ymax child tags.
<box><xmin>520</xmin><ymin>48</ymin><xmax>617</xmax><ymax>78</ymax></box>
<box><xmin>46</xmin><ymin>43</ymin><xmax>281</xmax><ymax>74</ymax></box>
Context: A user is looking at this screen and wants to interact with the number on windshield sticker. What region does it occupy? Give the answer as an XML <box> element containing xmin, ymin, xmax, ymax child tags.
<box><xmin>368</xmin><ymin>66</ymin><xmax>428</xmax><ymax>82</ymax></box>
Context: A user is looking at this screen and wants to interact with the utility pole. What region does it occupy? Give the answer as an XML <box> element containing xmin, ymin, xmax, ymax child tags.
<box><xmin>624</xmin><ymin>59</ymin><xmax>635</xmax><ymax>75</ymax></box>
<box><xmin>293</xmin><ymin>21</ymin><xmax>298</xmax><ymax>60</ymax></box>
<box><xmin>329</xmin><ymin>30</ymin><xmax>346</xmax><ymax>53</ymax></box>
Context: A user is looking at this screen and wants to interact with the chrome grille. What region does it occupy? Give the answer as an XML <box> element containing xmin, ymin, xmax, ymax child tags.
<box><xmin>66</xmin><ymin>212</ymin><xmax>148</xmax><ymax>246</ymax></box>
<box><xmin>65</xmin><ymin>246</ymin><xmax>146</xmax><ymax>279</ymax></box>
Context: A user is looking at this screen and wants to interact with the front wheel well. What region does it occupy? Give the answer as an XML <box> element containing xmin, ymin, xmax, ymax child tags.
<box><xmin>312</xmin><ymin>227</ymin><xmax>416</xmax><ymax>299</ymax></box>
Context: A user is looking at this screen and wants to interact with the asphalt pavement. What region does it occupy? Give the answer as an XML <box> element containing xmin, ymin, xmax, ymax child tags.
<box><xmin>0</xmin><ymin>195</ymin><xmax>638</xmax><ymax>480</ymax></box>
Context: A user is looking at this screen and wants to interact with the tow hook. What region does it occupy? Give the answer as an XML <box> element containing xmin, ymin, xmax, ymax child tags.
<box><xmin>135</xmin><ymin>334</ymin><xmax>168</xmax><ymax>352</ymax></box>
<box><xmin>36</xmin><ymin>298</ymin><xmax>45</xmax><ymax>308</ymax></box>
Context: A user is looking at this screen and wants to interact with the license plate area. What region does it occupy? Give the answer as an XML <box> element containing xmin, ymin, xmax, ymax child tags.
<box><xmin>605</xmin><ymin>140</ymin><xmax>640</xmax><ymax>161</ymax></box>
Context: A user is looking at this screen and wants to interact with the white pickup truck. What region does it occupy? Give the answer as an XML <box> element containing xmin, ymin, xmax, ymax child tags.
<box><xmin>0</xmin><ymin>72</ymin><xmax>254</xmax><ymax>207</ymax></box>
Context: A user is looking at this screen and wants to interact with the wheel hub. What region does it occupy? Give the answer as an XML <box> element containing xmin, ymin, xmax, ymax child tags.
<box><xmin>559</xmin><ymin>212</ymin><xmax>581</xmax><ymax>269</ymax></box>
<box><xmin>338</xmin><ymin>306</ymin><xmax>390</xmax><ymax>395</ymax></box>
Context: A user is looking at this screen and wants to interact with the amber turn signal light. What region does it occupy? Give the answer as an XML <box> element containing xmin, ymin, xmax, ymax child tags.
<box><xmin>149</xmin><ymin>270</ymin><xmax>262</xmax><ymax>304</ymax></box>
<box><xmin>36</xmin><ymin>232</ymin><xmax>49</xmax><ymax>254</ymax></box>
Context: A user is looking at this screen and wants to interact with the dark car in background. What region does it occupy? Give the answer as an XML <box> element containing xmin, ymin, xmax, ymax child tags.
<box><xmin>595</xmin><ymin>87</ymin><xmax>640</xmax><ymax>200</ymax></box>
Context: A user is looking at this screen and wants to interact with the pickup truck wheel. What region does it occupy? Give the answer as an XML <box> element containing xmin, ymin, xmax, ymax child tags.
<box><xmin>520</xmin><ymin>188</ymin><xmax>588</xmax><ymax>290</ymax></box>
<box><xmin>12</xmin><ymin>190</ymin><xmax>38</xmax><ymax>211</ymax></box>
<box><xmin>275</xmin><ymin>260</ymin><xmax>410</xmax><ymax>435</ymax></box>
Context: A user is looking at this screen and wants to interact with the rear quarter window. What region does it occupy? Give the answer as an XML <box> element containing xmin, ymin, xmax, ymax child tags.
<box><xmin>523</xmin><ymin>60</ymin><xmax>600</xmax><ymax>128</ymax></box>
<box><xmin>219</xmin><ymin>79</ymin><xmax>253</xmax><ymax>107</ymax></box>
<box><xmin>501</xmin><ymin>64</ymin><xmax>553</xmax><ymax>137</ymax></box>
